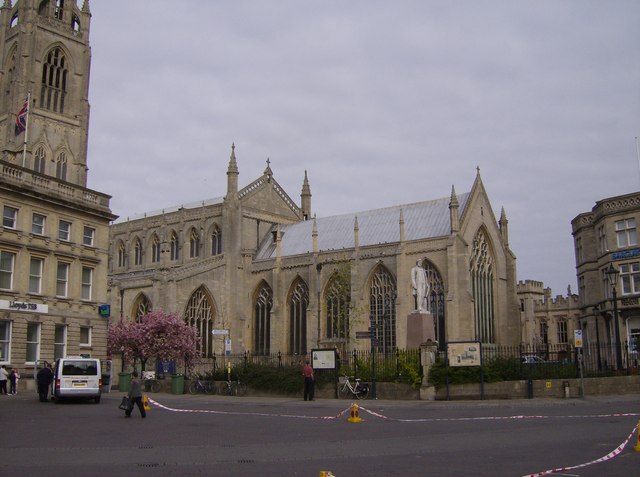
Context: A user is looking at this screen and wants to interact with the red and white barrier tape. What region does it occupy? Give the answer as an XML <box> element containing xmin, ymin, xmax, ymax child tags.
<box><xmin>522</xmin><ymin>425</ymin><xmax>637</xmax><ymax>477</ymax></box>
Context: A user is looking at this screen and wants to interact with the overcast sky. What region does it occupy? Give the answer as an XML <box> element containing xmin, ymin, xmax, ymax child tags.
<box><xmin>85</xmin><ymin>1</ymin><xmax>640</xmax><ymax>296</ymax></box>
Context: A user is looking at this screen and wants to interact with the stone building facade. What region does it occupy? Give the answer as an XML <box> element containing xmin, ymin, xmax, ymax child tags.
<box><xmin>0</xmin><ymin>1</ymin><xmax>115</xmax><ymax>380</ymax></box>
<box><xmin>572</xmin><ymin>191</ymin><xmax>640</xmax><ymax>367</ymax></box>
<box><xmin>109</xmin><ymin>150</ymin><xmax>521</xmax><ymax>359</ymax></box>
<box><xmin>517</xmin><ymin>280</ymin><xmax>580</xmax><ymax>348</ymax></box>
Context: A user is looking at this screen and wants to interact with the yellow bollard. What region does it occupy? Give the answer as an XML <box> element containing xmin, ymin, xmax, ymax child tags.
<box><xmin>634</xmin><ymin>420</ymin><xmax>640</xmax><ymax>452</ymax></box>
<box><xmin>347</xmin><ymin>402</ymin><xmax>363</xmax><ymax>423</ymax></box>
<box><xmin>143</xmin><ymin>394</ymin><xmax>150</xmax><ymax>411</ymax></box>
<box><xmin>319</xmin><ymin>472</ymin><xmax>335</xmax><ymax>477</ymax></box>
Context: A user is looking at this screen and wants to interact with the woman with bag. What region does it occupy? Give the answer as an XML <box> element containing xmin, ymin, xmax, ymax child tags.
<box><xmin>124</xmin><ymin>371</ymin><xmax>146</xmax><ymax>418</ymax></box>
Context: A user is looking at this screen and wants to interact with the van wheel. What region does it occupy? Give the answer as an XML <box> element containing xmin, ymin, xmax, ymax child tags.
<box><xmin>94</xmin><ymin>396</ymin><xmax>101</xmax><ymax>404</ymax></box>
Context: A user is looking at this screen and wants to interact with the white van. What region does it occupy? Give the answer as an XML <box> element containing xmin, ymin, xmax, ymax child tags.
<box><xmin>53</xmin><ymin>357</ymin><xmax>102</xmax><ymax>403</ymax></box>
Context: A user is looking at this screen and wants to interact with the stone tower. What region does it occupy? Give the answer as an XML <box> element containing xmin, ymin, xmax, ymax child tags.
<box><xmin>0</xmin><ymin>0</ymin><xmax>92</xmax><ymax>187</ymax></box>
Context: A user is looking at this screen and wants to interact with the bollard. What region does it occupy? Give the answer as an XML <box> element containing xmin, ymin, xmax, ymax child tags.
<box><xmin>347</xmin><ymin>403</ymin><xmax>363</xmax><ymax>423</ymax></box>
<box><xmin>562</xmin><ymin>381</ymin><xmax>570</xmax><ymax>399</ymax></box>
<box><xmin>527</xmin><ymin>379</ymin><xmax>533</xmax><ymax>399</ymax></box>
<box><xmin>319</xmin><ymin>472</ymin><xmax>335</xmax><ymax>477</ymax></box>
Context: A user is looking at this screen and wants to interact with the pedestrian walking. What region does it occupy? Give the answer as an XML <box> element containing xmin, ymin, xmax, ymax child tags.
<box><xmin>302</xmin><ymin>360</ymin><xmax>314</xmax><ymax>401</ymax></box>
<box><xmin>125</xmin><ymin>371</ymin><xmax>146</xmax><ymax>418</ymax></box>
<box><xmin>0</xmin><ymin>365</ymin><xmax>8</xmax><ymax>395</ymax></box>
<box><xmin>9</xmin><ymin>368</ymin><xmax>19</xmax><ymax>395</ymax></box>
<box><xmin>36</xmin><ymin>363</ymin><xmax>53</xmax><ymax>402</ymax></box>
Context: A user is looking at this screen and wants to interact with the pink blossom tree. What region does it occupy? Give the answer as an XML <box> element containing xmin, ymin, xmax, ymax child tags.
<box><xmin>107</xmin><ymin>310</ymin><xmax>198</xmax><ymax>373</ymax></box>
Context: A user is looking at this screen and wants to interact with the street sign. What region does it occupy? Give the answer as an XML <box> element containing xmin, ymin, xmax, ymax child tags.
<box><xmin>212</xmin><ymin>329</ymin><xmax>229</xmax><ymax>335</ymax></box>
<box><xmin>574</xmin><ymin>329</ymin><xmax>583</xmax><ymax>348</ymax></box>
<box><xmin>355</xmin><ymin>331</ymin><xmax>372</xmax><ymax>339</ymax></box>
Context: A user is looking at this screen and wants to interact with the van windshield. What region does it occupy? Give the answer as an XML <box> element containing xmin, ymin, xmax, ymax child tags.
<box><xmin>61</xmin><ymin>361</ymin><xmax>98</xmax><ymax>376</ymax></box>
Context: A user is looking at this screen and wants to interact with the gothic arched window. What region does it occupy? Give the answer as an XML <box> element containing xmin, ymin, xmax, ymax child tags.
<box><xmin>326</xmin><ymin>272</ymin><xmax>350</xmax><ymax>339</ymax></box>
<box><xmin>424</xmin><ymin>260</ymin><xmax>446</xmax><ymax>348</ymax></box>
<box><xmin>254</xmin><ymin>283</ymin><xmax>272</xmax><ymax>356</ymax></box>
<box><xmin>55</xmin><ymin>151</ymin><xmax>67</xmax><ymax>180</ymax></box>
<box><xmin>369</xmin><ymin>266</ymin><xmax>397</xmax><ymax>354</ymax></box>
<box><xmin>185</xmin><ymin>287</ymin><xmax>214</xmax><ymax>357</ymax></box>
<box><xmin>470</xmin><ymin>228</ymin><xmax>495</xmax><ymax>344</ymax></box>
<box><xmin>288</xmin><ymin>279</ymin><xmax>309</xmax><ymax>355</ymax></box>
<box><xmin>211</xmin><ymin>225</ymin><xmax>222</xmax><ymax>256</ymax></box>
<box><xmin>40</xmin><ymin>47</ymin><xmax>68</xmax><ymax>113</ymax></box>
<box><xmin>117</xmin><ymin>241</ymin><xmax>125</xmax><ymax>268</ymax></box>
<box><xmin>34</xmin><ymin>146</ymin><xmax>46</xmax><ymax>174</ymax></box>
<box><xmin>133</xmin><ymin>238</ymin><xmax>142</xmax><ymax>266</ymax></box>
<box><xmin>133</xmin><ymin>294</ymin><xmax>152</xmax><ymax>323</ymax></box>
<box><xmin>151</xmin><ymin>235</ymin><xmax>160</xmax><ymax>263</ymax></box>
<box><xmin>189</xmin><ymin>229</ymin><xmax>200</xmax><ymax>258</ymax></box>
<box><xmin>170</xmin><ymin>232</ymin><xmax>179</xmax><ymax>261</ymax></box>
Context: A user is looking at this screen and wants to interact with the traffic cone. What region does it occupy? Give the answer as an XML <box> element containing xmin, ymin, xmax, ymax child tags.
<box><xmin>319</xmin><ymin>472</ymin><xmax>335</xmax><ymax>477</ymax></box>
<box><xmin>347</xmin><ymin>402</ymin><xmax>363</xmax><ymax>423</ymax></box>
<box><xmin>634</xmin><ymin>420</ymin><xmax>640</xmax><ymax>452</ymax></box>
<box><xmin>143</xmin><ymin>394</ymin><xmax>150</xmax><ymax>411</ymax></box>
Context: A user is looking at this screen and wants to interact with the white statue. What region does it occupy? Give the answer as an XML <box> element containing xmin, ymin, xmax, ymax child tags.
<box><xmin>411</xmin><ymin>260</ymin><xmax>430</xmax><ymax>312</ymax></box>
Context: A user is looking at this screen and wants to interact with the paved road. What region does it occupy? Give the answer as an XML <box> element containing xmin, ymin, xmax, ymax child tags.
<box><xmin>1</xmin><ymin>391</ymin><xmax>639</xmax><ymax>477</ymax></box>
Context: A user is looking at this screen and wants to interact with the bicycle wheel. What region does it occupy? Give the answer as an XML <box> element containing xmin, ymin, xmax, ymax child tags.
<box><xmin>355</xmin><ymin>383</ymin><xmax>369</xmax><ymax>400</ymax></box>
<box><xmin>204</xmin><ymin>381</ymin><xmax>215</xmax><ymax>394</ymax></box>
<box><xmin>150</xmin><ymin>380</ymin><xmax>161</xmax><ymax>393</ymax></box>
<box><xmin>235</xmin><ymin>381</ymin><xmax>247</xmax><ymax>397</ymax></box>
<box><xmin>226</xmin><ymin>381</ymin><xmax>234</xmax><ymax>396</ymax></box>
<box><xmin>338</xmin><ymin>384</ymin><xmax>350</xmax><ymax>399</ymax></box>
<box><xmin>188</xmin><ymin>381</ymin><xmax>198</xmax><ymax>395</ymax></box>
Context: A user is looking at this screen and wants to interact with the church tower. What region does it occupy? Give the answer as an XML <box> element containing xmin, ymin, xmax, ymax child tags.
<box><xmin>0</xmin><ymin>0</ymin><xmax>92</xmax><ymax>187</ymax></box>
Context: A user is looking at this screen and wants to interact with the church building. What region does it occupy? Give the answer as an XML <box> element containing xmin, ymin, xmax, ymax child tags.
<box><xmin>108</xmin><ymin>147</ymin><xmax>521</xmax><ymax>359</ymax></box>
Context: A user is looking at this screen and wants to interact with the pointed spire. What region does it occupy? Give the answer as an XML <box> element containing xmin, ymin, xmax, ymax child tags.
<box><xmin>312</xmin><ymin>214</ymin><xmax>318</xmax><ymax>253</ymax></box>
<box><xmin>2</xmin><ymin>0</ymin><xmax>11</xmax><ymax>9</ymax></box>
<box><xmin>82</xmin><ymin>0</ymin><xmax>91</xmax><ymax>13</ymax></box>
<box><xmin>227</xmin><ymin>143</ymin><xmax>238</xmax><ymax>174</ymax></box>
<box><xmin>354</xmin><ymin>216</ymin><xmax>359</xmax><ymax>249</ymax></box>
<box><xmin>225</xmin><ymin>143</ymin><xmax>239</xmax><ymax>199</ymax></box>
<box><xmin>449</xmin><ymin>185</ymin><xmax>459</xmax><ymax>233</ymax></box>
<box><xmin>499</xmin><ymin>206</ymin><xmax>509</xmax><ymax>246</ymax></box>
<box><xmin>399</xmin><ymin>209</ymin><xmax>405</xmax><ymax>243</ymax></box>
<box><xmin>301</xmin><ymin>170</ymin><xmax>312</xmax><ymax>220</ymax></box>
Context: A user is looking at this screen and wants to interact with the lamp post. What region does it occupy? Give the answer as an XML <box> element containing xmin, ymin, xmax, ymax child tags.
<box><xmin>592</xmin><ymin>304</ymin><xmax>602</xmax><ymax>372</ymax></box>
<box><xmin>605</xmin><ymin>264</ymin><xmax>623</xmax><ymax>371</ymax></box>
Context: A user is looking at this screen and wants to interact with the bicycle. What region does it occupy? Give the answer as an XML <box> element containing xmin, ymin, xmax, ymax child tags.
<box><xmin>225</xmin><ymin>377</ymin><xmax>247</xmax><ymax>396</ymax></box>
<box><xmin>338</xmin><ymin>376</ymin><xmax>369</xmax><ymax>400</ymax></box>
<box><xmin>141</xmin><ymin>371</ymin><xmax>161</xmax><ymax>393</ymax></box>
<box><xmin>188</xmin><ymin>374</ymin><xmax>215</xmax><ymax>395</ymax></box>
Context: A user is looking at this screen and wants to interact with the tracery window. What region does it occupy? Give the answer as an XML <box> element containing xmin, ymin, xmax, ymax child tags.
<box><xmin>369</xmin><ymin>266</ymin><xmax>396</xmax><ymax>354</ymax></box>
<box><xmin>151</xmin><ymin>235</ymin><xmax>160</xmax><ymax>263</ymax></box>
<box><xmin>211</xmin><ymin>225</ymin><xmax>222</xmax><ymax>256</ymax></box>
<box><xmin>326</xmin><ymin>272</ymin><xmax>350</xmax><ymax>340</ymax></box>
<box><xmin>133</xmin><ymin>294</ymin><xmax>152</xmax><ymax>322</ymax></box>
<box><xmin>40</xmin><ymin>47</ymin><xmax>67</xmax><ymax>113</ymax></box>
<box><xmin>170</xmin><ymin>232</ymin><xmax>179</xmax><ymax>261</ymax></box>
<box><xmin>254</xmin><ymin>283</ymin><xmax>272</xmax><ymax>355</ymax></box>
<box><xmin>424</xmin><ymin>260</ymin><xmax>446</xmax><ymax>348</ymax></box>
<box><xmin>34</xmin><ymin>146</ymin><xmax>46</xmax><ymax>174</ymax></box>
<box><xmin>470</xmin><ymin>228</ymin><xmax>495</xmax><ymax>344</ymax></box>
<box><xmin>189</xmin><ymin>229</ymin><xmax>200</xmax><ymax>258</ymax></box>
<box><xmin>289</xmin><ymin>279</ymin><xmax>309</xmax><ymax>355</ymax></box>
<box><xmin>185</xmin><ymin>287</ymin><xmax>214</xmax><ymax>357</ymax></box>
<box><xmin>55</xmin><ymin>152</ymin><xmax>67</xmax><ymax>180</ymax></box>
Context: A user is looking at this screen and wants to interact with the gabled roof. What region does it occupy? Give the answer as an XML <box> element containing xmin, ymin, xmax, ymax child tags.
<box><xmin>256</xmin><ymin>192</ymin><xmax>470</xmax><ymax>259</ymax></box>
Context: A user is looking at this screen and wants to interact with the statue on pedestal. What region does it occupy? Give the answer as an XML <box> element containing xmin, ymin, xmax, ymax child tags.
<box><xmin>411</xmin><ymin>260</ymin><xmax>430</xmax><ymax>313</ymax></box>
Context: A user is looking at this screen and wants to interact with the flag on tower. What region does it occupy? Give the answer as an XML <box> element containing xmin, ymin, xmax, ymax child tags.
<box><xmin>15</xmin><ymin>96</ymin><xmax>29</xmax><ymax>136</ymax></box>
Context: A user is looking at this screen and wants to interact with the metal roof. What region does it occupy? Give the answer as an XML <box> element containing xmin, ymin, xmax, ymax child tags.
<box><xmin>256</xmin><ymin>192</ymin><xmax>470</xmax><ymax>259</ymax></box>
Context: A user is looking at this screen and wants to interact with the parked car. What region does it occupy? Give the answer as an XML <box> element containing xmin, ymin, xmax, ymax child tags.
<box><xmin>521</xmin><ymin>356</ymin><xmax>546</xmax><ymax>364</ymax></box>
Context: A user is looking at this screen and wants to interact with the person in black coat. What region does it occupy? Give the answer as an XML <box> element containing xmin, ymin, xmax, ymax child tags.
<box><xmin>36</xmin><ymin>363</ymin><xmax>53</xmax><ymax>402</ymax></box>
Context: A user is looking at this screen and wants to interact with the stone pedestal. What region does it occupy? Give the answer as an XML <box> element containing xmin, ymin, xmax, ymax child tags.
<box><xmin>406</xmin><ymin>311</ymin><xmax>436</xmax><ymax>349</ymax></box>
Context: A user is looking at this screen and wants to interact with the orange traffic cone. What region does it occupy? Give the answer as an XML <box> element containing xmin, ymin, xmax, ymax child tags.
<box><xmin>347</xmin><ymin>402</ymin><xmax>363</xmax><ymax>423</ymax></box>
<box><xmin>143</xmin><ymin>394</ymin><xmax>151</xmax><ymax>411</ymax></box>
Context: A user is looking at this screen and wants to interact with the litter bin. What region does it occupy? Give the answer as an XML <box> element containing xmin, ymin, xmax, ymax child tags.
<box><xmin>171</xmin><ymin>374</ymin><xmax>184</xmax><ymax>394</ymax></box>
<box><xmin>118</xmin><ymin>372</ymin><xmax>131</xmax><ymax>392</ymax></box>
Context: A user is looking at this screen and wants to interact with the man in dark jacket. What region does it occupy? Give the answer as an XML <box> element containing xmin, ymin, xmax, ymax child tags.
<box><xmin>125</xmin><ymin>371</ymin><xmax>146</xmax><ymax>418</ymax></box>
<box><xmin>36</xmin><ymin>363</ymin><xmax>53</xmax><ymax>402</ymax></box>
